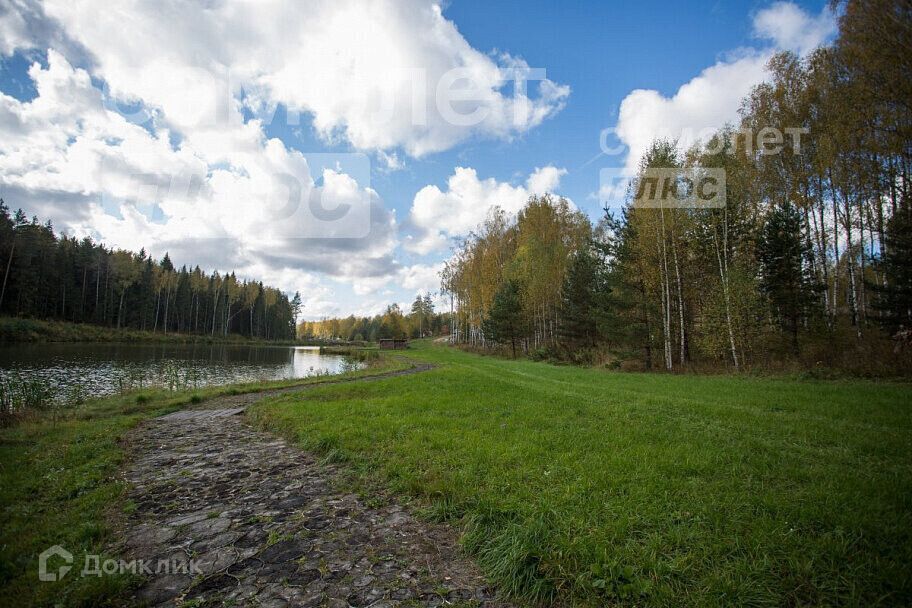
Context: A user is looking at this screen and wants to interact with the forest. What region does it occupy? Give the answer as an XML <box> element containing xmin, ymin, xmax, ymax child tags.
<box><xmin>441</xmin><ymin>1</ymin><xmax>911</xmax><ymax>374</ymax></box>
<box><xmin>299</xmin><ymin>294</ymin><xmax>448</xmax><ymax>342</ymax></box>
<box><xmin>0</xmin><ymin>203</ymin><xmax>301</xmax><ymax>341</ymax></box>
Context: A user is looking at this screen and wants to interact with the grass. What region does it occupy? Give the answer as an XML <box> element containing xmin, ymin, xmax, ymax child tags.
<box><xmin>0</xmin><ymin>354</ymin><xmax>412</xmax><ymax>607</ymax></box>
<box><xmin>249</xmin><ymin>341</ymin><xmax>912</xmax><ymax>607</ymax></box>
<box><xmin>0</xmin><ymin>316</ymin><xmax>315</xmax><ymax>345</ymax></box>
<box><xmin>0</xmin><ymin>390</ymin><xmax>181</xmax><ymax>606</ymax></box>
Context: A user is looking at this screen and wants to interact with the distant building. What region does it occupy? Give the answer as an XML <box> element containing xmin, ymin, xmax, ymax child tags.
<box><xmin>379</xmin><ymin>338</ymin><xmax>409</xmax><ymax>350</ymax></box>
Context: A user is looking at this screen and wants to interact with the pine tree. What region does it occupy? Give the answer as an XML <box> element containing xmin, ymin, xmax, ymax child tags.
<box><xmin>758</xmin><ymin>202</ymin><xmax>819</xmax><ymax>353</ymax></box>
<box><xmin>872</xmin><ymin>206</ymin><xmax>912</xmax><ymax>333</ymax></box>
<box><xmin>557</xmin><ymin>245</ymin><xmax>608</xmax><ymax>350</ymax></box>
<box><xmin>410</xmin><ymin>293</ymin><xmax>426</xmax><ymax>337</ymax></box>
<box><xmin>483</xmin><ymin>280</ymin><xmax>524</xmax><ymax>357</ymax></box>
<box><xmin>290</xmin><ymin>291</ymin><xmax>303</xmax><ymax>329</ymax></box>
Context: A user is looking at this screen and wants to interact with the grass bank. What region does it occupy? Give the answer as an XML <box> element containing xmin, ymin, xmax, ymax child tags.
<box><xmin>0</xmin><ymin>355</ymin><xmax>410</xmax><ymax>607</ymax></box>
<box><xmin>0</xmin><ymin>316</ymin><xmax>312</xmax><ymax>345</ymax></box>
<box><xmin>250</xmin><ymin>341</ymin><xmax>912</xmax><ymax>607</ymax></box>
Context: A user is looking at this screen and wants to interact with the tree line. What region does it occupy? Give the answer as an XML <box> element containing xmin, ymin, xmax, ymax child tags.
<box><xmin>299</xmin><ymin>294</ymin><xmax>447</xmax><ymax>342</ymax></box>
<box><xmin>443</xmin><ymin>0</ymin><xmax>912</xmax><ymax>373</ymax></box>
<box><xmin>0</xmin><ymin>203</ymin><xmax>302</xmax><ymax>340</ymax></box>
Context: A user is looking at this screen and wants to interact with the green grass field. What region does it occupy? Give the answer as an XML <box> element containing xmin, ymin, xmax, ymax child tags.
<box><xmin>250</xmin><ymin>342</ymin><xmax>912</xmax><ymax>607</ymax></box>
<box><xmin>0</xmin><ymin>356</ymin><xmax>409</xmax><ymax>607</ymax></box>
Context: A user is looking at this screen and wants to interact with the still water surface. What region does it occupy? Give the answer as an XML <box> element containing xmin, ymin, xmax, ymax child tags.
<box><xmin>0</xmin><ymin>342</ymin><xmax>357</xmax><ymax>398</ymax></box>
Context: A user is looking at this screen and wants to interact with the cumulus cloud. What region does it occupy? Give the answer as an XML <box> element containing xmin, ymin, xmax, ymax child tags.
<box><xmin>404</xmin><ymin>165</ymin><xmax>568</xmax><ymax>255</ymax></box>
<box><xmin>400</xmin><ymin>262</ymin><xmax>445</xmax><ymax>293</ymax></box>
<box><xmin>0</xmin><ymin>1</ymin><xmax>30</xmax><ymax>56</ymax></box>
<box><xmin>0</xmin><ymin>51</ymin><xmax>399</xmax><ymax>294</ymax></box>
<box><xmin>526</xmin><ymin>165</ymin><xmax>568</xmax><ymax>195</ymax></box>
<box><xmin>0</xmin><ymin>0</ymin><xmax>83</xmax><ymax>58</ymax></box>
<box><xmin>614</xmin><ymin>52</ymin><xmax>770</xmax><ymax>174</ymax></box>
<box><xmin>348</xmin><ymin>262</ymin><xmax>441</xmax><ymax>305</ymax></box>
<box><xmin>4</xmin><ymin>0</ymin><xmax>568</xmax><ymax>157</ymax></box>
<box><xmin>752</xmin><ymin>1</ymin><xmax>838</xmax><ymax>56</ymax></box>
<box><xmin>0</xmin><ymin>0</ymin><xmax>568</xmax><ymax>314</ymax></box>
<box><xmin>611</xmin><ymin>2</ymin><xmax>836</xmax><ymax>174</ymax></box>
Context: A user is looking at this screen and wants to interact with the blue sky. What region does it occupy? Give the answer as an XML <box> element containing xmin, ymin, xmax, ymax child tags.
<box><xmin>0</xmin><ymin>0</ymin><xmax>835</xmax><ymax>318</ymax></box>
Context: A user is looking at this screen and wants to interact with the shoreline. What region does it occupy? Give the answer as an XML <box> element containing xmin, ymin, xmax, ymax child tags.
<box><xmin>0</xmin><ymin>317</ymin><xmax>363</xmax><ymax>347</ymax></box>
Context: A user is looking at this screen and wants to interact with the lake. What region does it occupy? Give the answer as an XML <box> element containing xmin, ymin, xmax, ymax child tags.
<box><xmin>0</xmin><ymin>342</ymin><xmax>360</xmax><ymax>400</ymax></box>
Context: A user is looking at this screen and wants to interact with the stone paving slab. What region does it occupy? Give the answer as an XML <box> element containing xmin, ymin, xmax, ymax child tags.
<box><xmin>121</xmin><ymin>366</ymin><xmax>511</xmax><ymax>607</ymax></box>
<box><xmin>159</xmin><ymin>407</ymin><xmax>246</xmax><ymax>421</ymax></box>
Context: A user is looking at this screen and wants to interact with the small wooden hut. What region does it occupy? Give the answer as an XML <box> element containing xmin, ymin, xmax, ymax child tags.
<box><xmin>379</xmin><ymin>338</ymin><xmax>409</xmax><ymax>350</ymax></box>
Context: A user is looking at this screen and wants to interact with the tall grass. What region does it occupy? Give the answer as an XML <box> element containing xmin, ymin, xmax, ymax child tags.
<box><xmin>112</xmin><ymin>362</ymin><xmax>204</xmax><ymax>394</ymax></box>
<box><xmin>0</xmin><ymin>374</ymin><xmax>78</xmax><ymax>425</ymax></box>
<box><xmin>1</xmin><ymin>361</ymin><xmax>206</xmax><ymax>426</ymax></box>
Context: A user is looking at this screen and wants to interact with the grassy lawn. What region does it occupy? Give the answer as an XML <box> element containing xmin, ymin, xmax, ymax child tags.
<box><xmin>250</xmin><ymin>342</ymin><xmax>912</xmax><ymax>607</ymax></box>
<box><xmin>0</xmin><ymin>354</ymin><xmax>410</xmax><ymax>607</ymax></box>
<box><xmin>0</xmin><ymin>391</ymin><xmax>183</xmax><ymax>607</ymax></box>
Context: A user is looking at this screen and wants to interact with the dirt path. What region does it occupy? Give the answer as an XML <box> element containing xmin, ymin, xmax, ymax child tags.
<box><xmin>121</xmin><ymin>365</ymin><xmax>509</xmax><ymax>607</ymax></box>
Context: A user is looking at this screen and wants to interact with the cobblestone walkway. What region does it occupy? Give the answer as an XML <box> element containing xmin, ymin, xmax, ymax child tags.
<box><xmin>121</xmin><ymin>367</ymin><xmax>509</xmax><ymax>607</ymax></box>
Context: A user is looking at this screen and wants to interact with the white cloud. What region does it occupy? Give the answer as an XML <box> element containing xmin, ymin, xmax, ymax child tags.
<box><xmin>615</xmin><ymin>51</ymin><xmax>770</xmax><ymax>173</ymax></box>
<box><xmin>377</xmin><ymin>149</ymin><xmax>405</xmax><ymax>172</ymax></box>
<box><xmin>0</xmin><ymin>51</ymin><xmax>400</xmax><ymax>298</ymax></box>
<box><xmin>351</xmin><ymin>276</ymin><xmax>393</xmax><ymax>297</ymax></box>
<box><xmin>404</xmin><ymin>165</ymin><xmax>568</xmax><ymax>254</ymax></box>
<box><xmin>0</xmin><ymin>0</ymin><xmax>568</xmax><ymax>316</ymax></box>
<box><xmin>752</xmin><ymin>1</ymin><xmax>837</xmax><ymax>56</ymax></box>
<box><xmin>526</xmin><ymin>165</ymin><xmax>568</xmax><ymax>195</ymax></box>
<box><xmin>612</xmin><ymin>2</ymin><xmax>836</xmax><ymax>173</ymax></box>
<box><xmin>348</xmin><ymin>260</ymin><xmax>443</xmax><ymax>298</ymax></box>
<box><xmin>4</xmin><ymin>0</ymin><xmax>568</xmax><ymax>158</ymax></box>
<box><xmin>400</xmin><ymin>262</ymin><xmax>444</xmax><ymax>294</ymax></box>
<box><xmin>0</xmin><ymin>1</ymin><xmax>30</xmax><ymax>56</ymax></box>
<box><xmin>350</xmin><ymin>262</ymin><xmax>445</xmax><ymax>315</ymax></box>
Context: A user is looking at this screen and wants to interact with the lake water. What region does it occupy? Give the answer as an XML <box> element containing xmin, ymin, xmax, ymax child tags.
<box><xmin>0</xmin><ymin>342</ymin><xmax>359</xmax><ymax>400</ymax></box>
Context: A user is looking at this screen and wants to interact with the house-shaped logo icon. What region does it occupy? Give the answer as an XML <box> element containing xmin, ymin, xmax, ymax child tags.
<box><xmin>38</xmin><ymin>545</ymin><xmax>73</xmax><ymax>582</ymax></box>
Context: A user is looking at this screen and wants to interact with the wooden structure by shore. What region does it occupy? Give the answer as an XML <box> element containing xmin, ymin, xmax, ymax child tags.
<box><xmin>379</xmin><ymin>338</ymin><xmax>409</xmax><ymax>350</ymax></box>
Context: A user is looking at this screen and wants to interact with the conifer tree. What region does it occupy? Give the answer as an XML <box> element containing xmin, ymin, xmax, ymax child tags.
<box><xmin>873</xmin><ymin>206</ymin><xmax>912</xmax><ymax>333</ymax></box>
<box><xmin>558</xmin><ymin>245</ymin><xmax>609</xmax><ymax>351</ymax></box>
<box><xmin>757</xmin><ymin>202</ymin><xmax>819</xmax><ymax>353</ymax></box>
<box><xmin>483</xmin><ymin>280</ymin><xmax>524</xmax><ymax>358</ymax></box>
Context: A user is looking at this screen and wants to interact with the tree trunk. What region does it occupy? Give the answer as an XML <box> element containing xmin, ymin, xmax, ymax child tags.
<box><xmin>831</xmin><ymin>182</ymin><xmax>840</xmax><ymax>324</ymax></box>
<box><xmin>658</xmin><ymin>206</ymin><xmax>673</xmax><ymax>371</ymax></box>
<box><xmin>153</xmin><ymin>287</ymin><xmax>161</xmax><ymax>332</ymax></box>
<box><xmin>80</xmin><ymin>266</ymin><xmax>87</xmax><ymax>321</ymax></box>
<box><xmin>670</xmin><ymin>216</ymin><xmax>686</xmax><ymax>365</ymax></box>
<box><xmin>714</xmin><ymin>224</ymin><xmax>739</xmax><ymax>371</ymax></box>
<box><xmin>95</xmin><ymin>266</ymin><xmax>100</xmax><ymax>322</ymax></box>
<box><xmin>842</xmin><ymin>193</ymin><xmax>861</xmax><ymax>337</ymax></box>
<box><xmin>117</xmin><ymin>287</ymin><xmax>126</xmax><ymax>329</ymax></box>
<box><xmin>0</xmin><ymin>238</ymin><xmax>14</xmax><ymax>312</ymax></box>
<box><xmin>211</xmin><ymin>286</ymin><xmax>220</xmax><ymax>335</ymax></box>
<box><xmin>162</xmin><ymin>286</ymin><xmax>170</xmax><ymax>333</ymax></box>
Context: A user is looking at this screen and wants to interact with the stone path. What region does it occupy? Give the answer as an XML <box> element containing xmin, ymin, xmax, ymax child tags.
<box><xmin>121</xmin><ymin>366</ymin><xmax>510</xmax><ymax>607</ymax></box>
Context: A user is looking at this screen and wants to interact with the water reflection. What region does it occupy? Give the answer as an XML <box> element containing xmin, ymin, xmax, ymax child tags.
<box><xmin>0</xmin><ymin>343</ymin><xmax>359</xmax><ymax>399</ymax></box>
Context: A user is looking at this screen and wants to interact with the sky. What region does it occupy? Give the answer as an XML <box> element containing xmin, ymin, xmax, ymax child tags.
<box><xmin>0</xmin><ymin>0</ymin><xmax>837</xmax><ymax>320</ymax></box>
